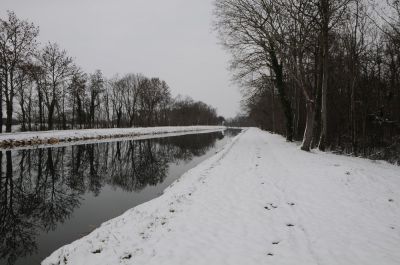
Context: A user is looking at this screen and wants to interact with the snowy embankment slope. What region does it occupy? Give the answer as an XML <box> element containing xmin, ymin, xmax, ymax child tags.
<box><xmin>42</xmin><ymin>128</ymin><xmax>400</xmax><ymax>265</ymax></box>
<box><xmin>0</xmin><ymin>126</ymin><xmax>225</xmax><ymax>148</ymax></box>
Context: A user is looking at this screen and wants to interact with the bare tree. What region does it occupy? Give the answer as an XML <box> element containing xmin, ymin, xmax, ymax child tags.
<box><xmin>120</xmin><ymin>73</ymin><xmax>143</xmax><ymax>127</ymax></box>
<box><xmin>0</xmin><ymin>11</ymin><xmax>39</xmax><ymax>132</ymax></box>
<box><xmin>68</xmin><ymin>69</ymin><xmax>87</xmax><ymax>128</ymax></box>
<box><xmin>36</xmin><ymin>43</ymin><xmax>74</xmax><ymax>130</ymax></box>
<box><xmin>110</xmin><ymin>77</ymin><xmax>125</xmax><ymax>128</ymax></box>
<box><xmin>312</xmin><ymin>0</ymin><xmax>352</xmax><ymax>149</ymax></box>
<box><xmin>15</xmin><ymin>64</ymin><xmax>35</xmax><ymax>131</ymax></box>
<box><xmin>214</xmin><ymin>0</ymin><xmax>295</xmax><ymax>141</ymax></box>
<box><xmin>88</xmin><ymin>70</ymin><xmax>104</xmax><ymax>128</ymax></box>
<box><xmin>140</xmin><ymin>78</ymin><xmax>168</xmax><ymax>126</ymax></box>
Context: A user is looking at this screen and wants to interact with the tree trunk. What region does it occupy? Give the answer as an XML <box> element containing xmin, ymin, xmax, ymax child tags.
<box><xmin>319</xmin><ymin>3</ymin><xmax>329</xmax><ymax>151</ymax></box>
<box><xmin>0</xmin><ymin>72</ymin><xmax>3</xmax><ymax>133</ymax></box>
<box><xmin>6</xmin><ymin>100</ymin><xmax>13</xmax><ymax>133</ymax></box>
<box><xmin>6</xmin><ymin>72</ymin><xmax>14</xmax><ymax>133</ymax></box>
<box><xmin>116</xmin><ymin>109</ymin><xmax>122</xmax><ymax>128</ymax></box>
<box><xmin>38</xmin><ymin>88</ymin><xmax>44</xmax><ymax>130</ymax></box>
<box><xmin>90</xmin><ymin>93</ymin><xmax>95</xmax><ymax>128</ymax></box>
<box><xmin>27</xmin><ymin>97</ymin><xmax>32</xmax><ymax>131</ymax></box>
<box><xmin>301</xmin><ymin>100</ymin><xmax>316</xmax><ymax>151</ymax></box>
<box><xmin>350</xmin><ymin>77</ymin><xmax>357</xmax><ymax>154</ymax></box>
<box><xmin>269</xmin><ymin>48</ymin><xmax>294</xmax><ymax>141</ymax></box>
<box><xmin>48</xmin><ymin>102</ymin><xmax>55</xmax><ymax>130</ymax></box>
<box><xmin>271</xmin><ymin>88</ymin><xmax>276</xmax><ymax>133</ymax></box>
<box><xmin>21</xmin><ymin>105</ymin><xmax>26</xmax><ymax>131</ymax></box>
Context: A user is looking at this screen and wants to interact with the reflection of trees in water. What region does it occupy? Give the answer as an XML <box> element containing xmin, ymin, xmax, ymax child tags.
<box><xmin>0</xmin><ymin>151</ymin><xmax>37</xmax><ymax>265</ymax></box>
<box><xmin>0</xmin><ymin>131</ymin><xmax>224</xmax><ymax>265</ymax></box>
<box><xmin>0</xmin><ymin>150</ymin><xmax>80</xmax><ymax>265</ymax></box>
<box><xmin>160</xmin><ymin>132</ymin><xmax>224</xmax><ymax>162</ymax></box>
<box><xmin>105</xmin><ymin>140</ymin><xmax>169</xmax><ymax>192</ymax></box>
<box><xmin>224</xmin><ymin>129</ymin><xmax>242</xmax><ymax>138</ymax></box>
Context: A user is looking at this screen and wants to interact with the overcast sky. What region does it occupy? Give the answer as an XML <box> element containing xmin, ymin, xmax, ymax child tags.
<box><xmin>0</xmin><ymin>0</ymin><xmax>241</xmax><ymax>118</ymax></box>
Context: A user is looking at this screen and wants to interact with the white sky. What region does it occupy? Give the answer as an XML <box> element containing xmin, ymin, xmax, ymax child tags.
<box><xmin>0</xmin><ymin>0</ymin><xmax>241</xmax><ymax>118</ymax></box>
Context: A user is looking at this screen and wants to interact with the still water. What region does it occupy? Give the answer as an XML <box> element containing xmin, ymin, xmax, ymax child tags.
<box><xmin>0</xmin><ymin>129</ymin><xmax>241</xmax><ymax>265</ymax></box>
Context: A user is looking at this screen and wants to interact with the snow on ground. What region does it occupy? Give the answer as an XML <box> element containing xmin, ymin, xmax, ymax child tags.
<box><xmin>0</xmin><ymin>128</ymin><xmax>227</xmax><ymax>152</ymax></box>
<box><xmin>42</xmin><ymin>128</ymin><xmax>400</xmax><ymax>265</ymax></box>
<box><xmin>0</xmin><ymin>126</ymin><xmax>225</xmax><ymax>148</ymax></box>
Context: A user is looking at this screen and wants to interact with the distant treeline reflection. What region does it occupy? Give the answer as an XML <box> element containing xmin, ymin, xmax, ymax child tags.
<box><xmin>0</xmin><ymin>131</ymin><xmax>224</xmax><ymax>265</ymax></box>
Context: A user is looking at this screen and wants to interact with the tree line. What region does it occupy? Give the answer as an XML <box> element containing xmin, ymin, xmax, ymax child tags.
<box><xmin>215</xmin><ymin>0</ymin><xmax>400</xmax><ymax>162</ymax></box>
<box><xmin>0</xmin><ymin>11</ymin><xmax>223</xmax><ymax>133</ymax></box>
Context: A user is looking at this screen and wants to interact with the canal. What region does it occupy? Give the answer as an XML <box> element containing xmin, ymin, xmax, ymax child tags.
<box><xmin>0</xmin><ymin>129</ymin><xmax>241</xmax><ymax>265</ymax></box>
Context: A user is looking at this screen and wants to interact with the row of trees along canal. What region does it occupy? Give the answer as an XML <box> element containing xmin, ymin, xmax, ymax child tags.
<box><xmin>0</xmin><ymin>11</ymin><xmax>224</xmax><ymax>133</ymax></box>
<box><xmin>215</xmin><ymin>0</ymin><xmax>400</xmax><ymax>163</ymax></box>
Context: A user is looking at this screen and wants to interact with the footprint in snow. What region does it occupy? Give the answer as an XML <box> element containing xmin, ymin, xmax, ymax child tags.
<box><xmin>270</xmin><ymin>203</ymin><xmax>278</xmax><ymax>209</ymax></box>
<box><xmin>345</xmin><ymin>171</ymin><xmax>351</xmax><ymax>175</ymax></box>
<box><xmin>264</xmin><ymin>203</ymin><xmax>278</xmax><ymax>210</ymax></box>
<box><xmin>140</xmin><ymin>232</ymin><xmax>149</xmax><ymax>240</ymax></box>
<box><xmin>121</xmin><ymin>253</ymin><xmax>132</xmax><ymax>260</ymax></box>
<box><xmin>92</xmin><ymin>249</ymin><xmax>102</xmax><ymax>254</ymax></box>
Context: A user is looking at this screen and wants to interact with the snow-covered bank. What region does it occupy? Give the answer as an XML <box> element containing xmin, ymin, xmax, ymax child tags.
<box><xmin>42</xmin><ymin>128</ymin><xmax>400</xmax><ymax>265</ymax></box>
<box><xmin>0</xmin><ymin>126</ymin><xmax>225</xmax><ymax>149</ymax></box>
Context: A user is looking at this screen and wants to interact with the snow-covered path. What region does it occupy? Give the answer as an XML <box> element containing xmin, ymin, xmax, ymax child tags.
<box><xmin>42</xmin><ymin>128</ymin><xmax>400</xmax><ymax>265</ymax></box>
